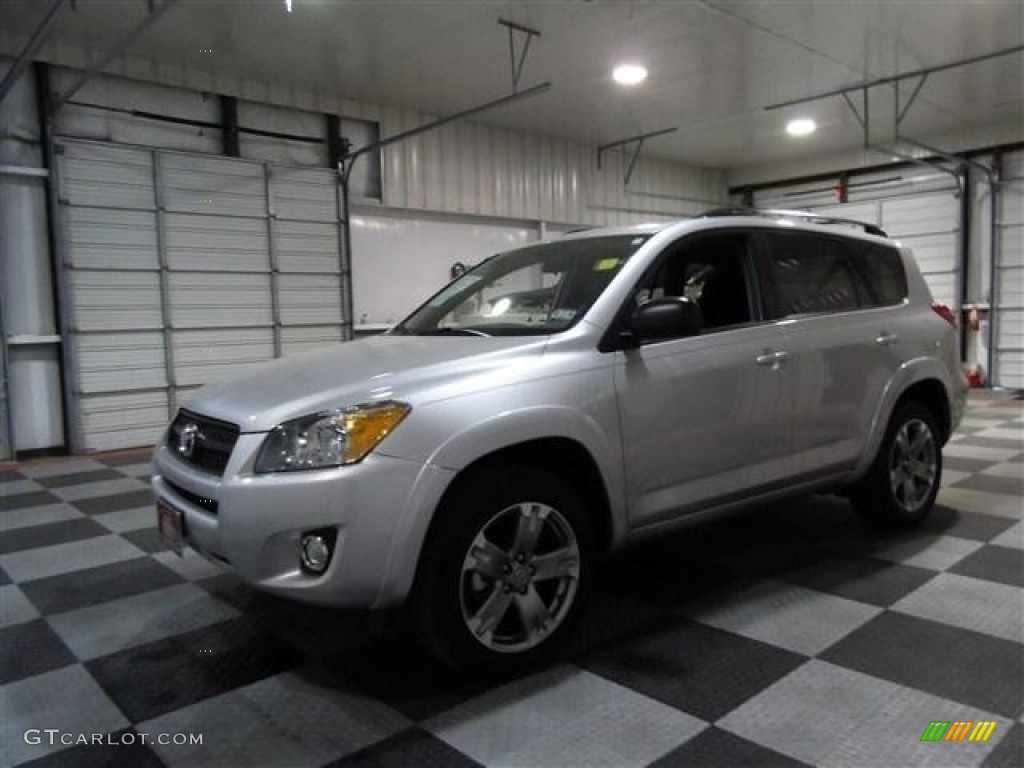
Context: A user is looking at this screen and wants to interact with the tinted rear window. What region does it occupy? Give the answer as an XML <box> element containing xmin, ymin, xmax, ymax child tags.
<box><xmin>853</xmin><ymin>244</ymin><xmax>908</xmax><ymax>306</ymax></box>
<box><xmin>761</xmin><ymin>232</ymin><xmax>859</xmax><ymax>318</ymax></box>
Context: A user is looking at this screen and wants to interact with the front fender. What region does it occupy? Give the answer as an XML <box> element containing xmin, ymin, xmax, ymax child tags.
<box><xmin>373</xmin><ymin>404</ymin><xmax>628</xmax><ymax>608</ymax></box>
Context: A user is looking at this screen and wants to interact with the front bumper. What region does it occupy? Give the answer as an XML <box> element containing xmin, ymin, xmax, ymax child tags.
<box><xmin>151</xmin><ymin>435</ymin><xmax>455</xmax><ymax>608</ymax></box>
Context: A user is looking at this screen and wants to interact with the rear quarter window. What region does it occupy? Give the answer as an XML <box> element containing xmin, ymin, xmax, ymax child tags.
<box><xmin>853</xmin><ymin>243</ymin><xmax>908</xmax><ymax>306</ymax></box>
<box><xmin>759</xmin><ymin>232</ymin><xmax>860</xmax><ymax>318</ymax></box>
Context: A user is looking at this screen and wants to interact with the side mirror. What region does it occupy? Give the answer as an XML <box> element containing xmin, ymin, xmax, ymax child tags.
<box><xmin>629</xmin><ymin>296</ymin><xmax>703</xmax><ymax>343</ymax></box>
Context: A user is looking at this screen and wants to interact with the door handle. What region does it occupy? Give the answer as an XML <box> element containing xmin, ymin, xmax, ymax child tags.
<box><xmin>756</xmin><ymin>350</ymin><xmax>789</xmax><ymax>368</ymax></box>
<box><xmin>876</xmin><ymin>331</ymin><xmax>899</xmax><ymax>346</ymax></box>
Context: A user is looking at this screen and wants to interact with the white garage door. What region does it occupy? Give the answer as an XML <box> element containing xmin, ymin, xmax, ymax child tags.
<box><xmin>754</xmin><ymin>170</ymin><xmax>961</xmax><ymax>307</ymax></box>
<box><xmin>57</xmin><ymin>140</ymin><xmax>349</xmax><ymax>451</ymax></box>
<box><xmin>994</xmin><ymin>149</ymin><xmax>1024</xmax><ymax>388</ymax></box>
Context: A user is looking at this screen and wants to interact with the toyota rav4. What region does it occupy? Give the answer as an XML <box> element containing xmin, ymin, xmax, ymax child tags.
<box><xmin>153</xmin><ymin>208</ymin><xmax>967</xmax><ymax>673</ymax></box>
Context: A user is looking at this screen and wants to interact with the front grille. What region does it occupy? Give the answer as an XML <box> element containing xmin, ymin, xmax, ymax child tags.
<box><xmin>165</xmin><ymin>479</ymin><xmax>219</xmax><ymax>515</ymax></box>
<box><xmin>167</xmin><ymin>409</ymin><xmax>239</xmax><ymax>476</ymax></box>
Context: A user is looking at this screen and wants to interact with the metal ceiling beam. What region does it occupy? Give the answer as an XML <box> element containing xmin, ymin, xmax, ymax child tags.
<box><xmin>341</xmin><ymin>81</ymin><xmax>551</xmax><ymax>171</ymax></box>
<box><xmin>498</xmin><ymin>18</ymin><xmax>541</xmax><ymax>92</ymax></box>
<box><xmin>764</xmin><ymin>44</ymin><xmax>1024</xmax><ymax>111</ymax></box>
<box><xmin>596</xmin><ymin>127</ymin><xmax>679</xmax><ymax>185</ymax></box>
<box><xmin>51</xmin><ymin>0</ymin><xmax>179</xmax><ymax>113</ymax></box>
<box><xmin>0</xmin><ymin>0</ymin><xmax>68</xmax><ymax>108</ymax></box>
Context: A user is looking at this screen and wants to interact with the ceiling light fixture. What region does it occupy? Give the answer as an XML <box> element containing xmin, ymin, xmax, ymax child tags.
<box><xmin>285</xmin><ymin>0</ymin><xmax>292</xmax><ymax>11</ymax></box>
<box><xmin>613</xmin><ymin>64</ymin><xmax>647</xmax><ymax>85</ymax></box>
<box><xmin>786</xmin><ymin>118</ymin><xmax>817</xmax><ymax>137</ymax></box>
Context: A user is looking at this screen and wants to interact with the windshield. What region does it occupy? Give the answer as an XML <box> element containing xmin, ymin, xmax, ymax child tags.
<box><xmin>393</xmin><ymin>234</ymin><xmax>650</xmax><ymax>336</ymax></box>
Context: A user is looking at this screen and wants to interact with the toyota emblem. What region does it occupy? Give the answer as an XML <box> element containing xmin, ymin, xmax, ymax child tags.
<box><xmin>178</xmin><ymin>423</ymin><xmax>200</xmax><ymax>459</ymax></box>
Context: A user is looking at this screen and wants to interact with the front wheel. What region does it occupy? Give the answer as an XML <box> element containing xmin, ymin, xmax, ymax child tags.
<box><xmin>412</xmin><ymin>465</ymin><xmax>593</xmax><ymax>676</ymax></box>
<box><xmin>851</xmin><ymin>402</ymin><xmax>943</xmax><ymax>526</ymax></box>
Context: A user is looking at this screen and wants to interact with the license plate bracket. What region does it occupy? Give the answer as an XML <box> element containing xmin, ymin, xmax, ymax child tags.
<box><xmin>157</xmin><ymin>498</ymin><xmax>184</xmax><ymax>557</ymax></box>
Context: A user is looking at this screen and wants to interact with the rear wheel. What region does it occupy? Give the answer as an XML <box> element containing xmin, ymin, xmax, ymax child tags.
<box><xmin>412</xmin><ymin>465</ymin><xmax>593</xmax><ymax>675</ymax></box>
<box><xmin>851</xmin><ymin>402</ymin><xmax>942</xmax><ymax>526</ymax></box>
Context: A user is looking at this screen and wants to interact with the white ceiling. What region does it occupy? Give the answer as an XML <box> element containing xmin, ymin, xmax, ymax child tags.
<box><xmin>2</xmin><ymin>0</ymin><xmax>1022</xmax><ymax>173</ymax></box>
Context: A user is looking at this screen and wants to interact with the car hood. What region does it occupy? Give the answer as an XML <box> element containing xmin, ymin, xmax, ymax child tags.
<box><xmin>179</xmin><ymin>334</ymin><xmax>547</xmax><ymax>432</ymax></box>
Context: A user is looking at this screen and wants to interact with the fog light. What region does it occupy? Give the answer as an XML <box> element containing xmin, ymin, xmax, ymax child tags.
<box><xmin>300</xmin><ymin>534</ymin><xmax>331</xmax><ymax>573</ymax></box>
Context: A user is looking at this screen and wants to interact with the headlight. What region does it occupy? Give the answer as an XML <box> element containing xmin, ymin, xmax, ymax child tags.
<box><xmin>255</xmin><ymin>401</ymin><xmax>410</xmax><ymax>473</ymax></box>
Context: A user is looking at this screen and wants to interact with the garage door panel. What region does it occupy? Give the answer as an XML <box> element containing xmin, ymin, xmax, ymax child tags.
<box><xmin>276</xmin><ymin>220</ymin><xmax>340</xmax><ymax>273</ymax></box>
<box><xmin>159</xmin><ymin>153</ymin><xmax>266</xmax><ymax>217</ymax></box>
<box><xmin>79</xmin><ymin>390</ymin><xmax>170</xmax><ymax>453</ymax></box>
<box><xmin>810</xmin><ymin>202</ymin><xmax>880</xmax><ymax>225</ymax></box>
<box><xmin>898</xmin><ymin>233</ymin><xmax>956</xmax><ymax>275</ymax></box>
<box><xmin>1001</xmin><ymin>188</ymin><xmax>1024</xmax><ymax>228</ymax></box>
<box><xmin>920</xmin><ymin>273</ymin><xmax>956</xmax><ymax>306</ymax></box>
<box><xmin>172</xmin><ymin>328</ymin><xmax>274</xmax><ymax>386</ymax></box>
<box><xmin>279</xmin><ymin>274</ymin><xmax>342</xmax><ymax>325</ymax></box>
<box><xmin>66</xmin><ymin>207</ymin><xmax>159</xmax><ymax>270</ymax></box>
<box><xmin>882</xmin><ymin>194</ymin><xmax>957</xmax><ymax>236</ymax></box>
<box><xmin>75</xmin><ymin>332</ymin><xmax>167</xmax><ymax>393</ymax></box>
<box><xmin>71</xmin><ymin>271</ymin><xmax>163</xmax><ymax>331</ymax></box>
<box><xmin>281</xmin><ymin>326</ymin><xmax>343</xmax><ymax>356</ymax></box>
<box><xmin>996</xmin><ymin>267</ymin><xmax>1024</xmax><ymax>308</ymax></box>
<box><xmin>999</xmin><ymin>226</ymin><xmax>1023</xmax><ymax>268</ymax></box>
<box><xmin>59</xmin><ymin>143</ymin><xmax>155</xmax><ymax>210</ymax></box>
<box><xmin>271</xmin><ymin>167</ymin><xmax>337</xmax><ymax>222</ymax></box>
<box><xmin>165</xmin><ymin>213</ymin><xmax>270</xmax><ymax>271</ymax></box>
<box><xmin>996</xmin><ymin>309</ymin><xmax>1024</xmax><ymax>347</ymax></box>
<box><xmin>168</xmin><ymin>273</ymin><xmax>273</xmax><ymax>328</ymax></box>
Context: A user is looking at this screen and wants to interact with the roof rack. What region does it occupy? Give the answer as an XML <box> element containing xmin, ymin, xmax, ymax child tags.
<box><xmin>699</xmin><ymin>207</ymin><xmax>888</xmax><ymax>238</ymax></box>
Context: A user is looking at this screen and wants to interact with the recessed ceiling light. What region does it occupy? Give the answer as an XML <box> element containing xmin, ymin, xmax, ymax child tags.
<box><xmin>613</xmin><ymin>64</ymin><xmax>648</xmax><ymax>85</ymax></box>
<box><xmin>786</xmin><ymin>118</ymin><xmax>817</xmax><ymax>137</ymax></box>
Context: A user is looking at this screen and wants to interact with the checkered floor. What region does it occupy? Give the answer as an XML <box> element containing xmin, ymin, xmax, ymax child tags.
<box><xmin>1</xmin><ymin>394</ymin><xmax>1021</xmax><ymax>768</ymax></box>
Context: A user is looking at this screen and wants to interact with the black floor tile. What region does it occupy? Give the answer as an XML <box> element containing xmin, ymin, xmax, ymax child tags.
<box><xmin>72</xmin><ymin>490</ymin><xmax>153</xmax><ymax>516</ymax></box>
<box><xmin>330</xmin><ymin>726</ymin><xmax>482</xmax><ymax>768</ymax></box>
<box><xmin>582</xmin><ymin>618</ymin><xmax>807</xmax><ymax>722</ymax></box>
<box><xmin>923</xmin><ymin>505</ymin><xmax>1016</xmax><ymax>542</ymax></box>
<box><xmin>0</xmin><ymin>489</ymin><xmax>63</xmax><ymax>512</ymax></box>
<box><xmin>949</xmin><ymin>545</ymin><xmax>1024</xmax><ymax>589</ymax></box>
<box><xmin>34</xmin><ymin>469</ymin><xmax>123</xmax><ymax>489</ymax></box>
<box><xmin>0</xmin><ymin>565</ymin><xmax>10</xmax><ymax>585</ymax></box>
<box><xmin>651</xmin><ymin>726</ymin><xmax>811</xmax><ymax>768</ymax></box>
<box><xmin>0</xmin><ymin>619</ymin><xmax>76</xmax><ymax>685</ymax></box>
<box><xmin>20</xmin><ymin>557</ymin><xmax>185</xmax><ymax>615</ymax></box>
<box><xmin>821</xmin><ymin>612</ymin><xmax>1023</xmax><ymax>719</ymax></box>
<box><xmin>944</xmin><ymin>455</ymin><xmax>999</xmax><ymax>473</ymax></box>
<box><xmin>17</xmin><ymin>727</ymin><xmax>165</xmax><ymax>768</ymax></box>
<box><xmin>327</xmin><ymin>631</ymin><xmax>496</xmax><ymax>722</ymax></box>
<box><xmin>87</xmin><ymin>615</ymin><xmax>300</xmax><ymax>723</ymax></box>
<box><xmin>952</xmin><ymin>472</ymin><xmax>1024</xmax><ymax>497</ymax></box>
<box><xmin>99</xmin><ymin>452</ymin><xmax>153</xmax><ymax>468</ymax></box>
<box><xmin>982</xmin><ymin>722</ymin><xmax>1023</xmax><ymax>768</ymax></box>
<box><xmin>0</xmin><ymin>470</ymin><xmax>22</xmax><ymax>483</ymax></box>
<box><xmin>0</xmin><ymin>517</ymin><xmax>105</xmax><ymax>556</ymax></box>
<box><xmin>956</xmin><ymin>436</ymin><xmax>1023</xmax><ymax>452</ymax></box>
<box><xmin>772</xmin><ymin>551</ymin><xmax>936</xmax><ymax>607</ymax></box>
<box><xmin>120</xmin><ymin>527</ymin><xmax>169</xmax><ymax>555</ymax></box>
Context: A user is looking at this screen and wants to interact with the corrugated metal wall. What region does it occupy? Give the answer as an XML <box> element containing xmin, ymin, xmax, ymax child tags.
<box><xmin>995</xmin><ymin>149</ymin><xmax>1024</xmax><ymax>388</ymax></box>
<box><xmin>754</xmin><ymin>168</ymin><xmax>961</xmax><ymax>306</ymax></box>
<box><xmin>57</xmin><ymin>140</ymin><xmax>349</xmax><ymax>451</ymax></box>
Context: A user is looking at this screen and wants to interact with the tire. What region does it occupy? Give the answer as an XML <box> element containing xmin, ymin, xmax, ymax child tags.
<box><xmin>851</xmin><ymin>402</ymin><xmax>943</xmax><ymax>527</ymax></box>
<box><xmin>411</xmin><ymin>464</ymin><xmax>594</xmax><ymax>676</ymax></box>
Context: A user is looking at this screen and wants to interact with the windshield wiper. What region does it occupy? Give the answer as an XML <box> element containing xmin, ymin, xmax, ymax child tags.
<box><xmin>415</xmin><ymin>327</ymin><xmax>492</xmax><ymax>337</ymax></box>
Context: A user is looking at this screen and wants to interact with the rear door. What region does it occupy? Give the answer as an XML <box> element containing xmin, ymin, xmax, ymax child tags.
<box><xmin>756</xmin><ymin>231</ymin><xmax>907</xmax><ymax>476</ymax></box>
<box><xmin>614</xmin><ymin>231</ymin><xmax>795</xmax><ymax>528</ymax></box>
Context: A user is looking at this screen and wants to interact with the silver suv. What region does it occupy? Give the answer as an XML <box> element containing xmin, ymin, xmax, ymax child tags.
<box><xmin>153</xmin><ymin>209</ymin><xmax>967</xmax><ymax>673</ymax></box>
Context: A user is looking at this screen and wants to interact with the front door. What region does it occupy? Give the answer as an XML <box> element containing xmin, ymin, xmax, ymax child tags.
<box><xmin>613</xmin><ymin>232</ymin><xmax>794</xmax><ymax>528</ymax></box>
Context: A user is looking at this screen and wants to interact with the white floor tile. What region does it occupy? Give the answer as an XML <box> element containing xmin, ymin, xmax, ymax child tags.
<box><xmin>51</xmin><ymin>477</ymin><xmax>150</xmax><ymax>502</ymax></box>
<box><xmin>0</xmin><ymin>665</ymin><xmax>129</xmax><ymax>766</ymax></box>
<box><xmin>140</xmin><ymin>670</ymin><xmax>410</xmax><ymax>768</ymax></box>
<box><xmin>681</xmin><ymin>579</ymin><xmax>881</xmax><ymax>656</ymax></box>
<box><xmin>892</xmin><ymin>572</ymin><xmax>1024</xmax><ymax>643</ymax></box>
<box><xmin>93</xmin><ymin>506</ymin><xmax>156</xmax><ymax>533</ymax></box>
<box><xmin>990</xmin><ymin>521</ymin><xmax>1023</xmax><ymax>550</ymax></box>
<box><xmin>0</xmin><ymin>584</ymin><xmax>41</xmax><ymax>628</ymax></box>
<box><xmin>20</xmin><ymin>460</ymin><xmax>109</xmax><ymax>479</ymax></box>
<box><xmin>427</xmin><ymin>665</ymin><xmax>705</xmax><ymax>768</ymax></box>
<box><xmin>0</xmin><ymin>503</ymin><xmax>84</xmax><ymax>532</ymax></box>
<box><xmin>0</xmin><ymin>535</ymin><xmax>144</xmax><ymax>582</ymax></box>
<box><xmin>943</xmin><ymin>444</ymin><xmax>1021</xmax><ymax>462</ymax></box>
<box><xmin>47</xmin><ymin>583</ymin><xmax>240</xmax><ymax>660</ymax></box>
<box><xmin>937</xmin><ymin>487</ymin><xmax>1023</xmax><ymax>520</ymax></box>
